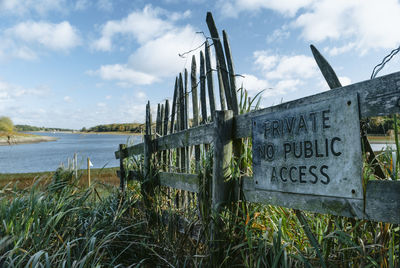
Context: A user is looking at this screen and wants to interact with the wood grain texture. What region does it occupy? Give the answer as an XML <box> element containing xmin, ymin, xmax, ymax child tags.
<box><xmin>152</xmin><ymin>123</ymin><xmax>214</xmax><ymax>151</ymax></box>
<box><xmin>158</xmin><ymin>172</ymin><xmax>199</xmax><ymax>193</ymax></box>
<box><xmin>241</xmin><ymin>177</ymin><xmax>400</xmax><ymax>224</ymax></box>
<box><xmin>170</xmin><ymin>78</ymin><xmax>178</xmax><ymax>134</ymax></box>
<box><xmin>212</xmin><ymin>110</ymin><xmax>233</xmax><ymax>211</ymax></box>
<box><xmin>222</xmin><ymin>30</ymin><xmax>238</xmax><ymax>115</ymax></box>
<box><xmin>310</xmin><ymin>44</ymin><xmax>341</xmax><ymax>89</ymax></box>
<box><xmin>115</xmin><ymin>143</ymin><xmax>144</xmax><ymax>159</ymax></box>
<box><xmin>191</xmin><ymin>55</ymin><xmax>201</xmax><ymax>171</ymax></box>
<box><xmin>206</xmin><ymin>12</ymin><xmax>233</xmax><ymax>111</ymax></box>
<box><xmin>310</xmin><ymin>44</ymin><xmax>385</xmax><ymax>179</ymax></box>
<box><xmin>217</xmin><ymin>63</ymin><xmax>226</xmax><ymax>110</ymax></box>
<box><xmin>200</xmin><ymin>51</ymin><xmax>208</xmax><ymax>124</ymax></box>
<box><xmin>234</xmin><ymin>71</ymin><xmax>400</xmax><ymax>139</ymax></box>
<box><xmin>205</xmin><ymin>40</ymin><xmax>216</xmax><ymax>119</ymax></box>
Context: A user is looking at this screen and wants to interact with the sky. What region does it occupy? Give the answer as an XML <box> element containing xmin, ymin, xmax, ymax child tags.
<box><xmin>0</xmin><ymin>0</ymin><xmax>400</xmax><ymax>130</ymax></box>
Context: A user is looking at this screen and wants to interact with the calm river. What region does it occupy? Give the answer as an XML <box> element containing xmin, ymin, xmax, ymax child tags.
<box><xmin>0</xmin><ymin>132</ymin><xmax>141</xmax><ymax>173</ymax></box>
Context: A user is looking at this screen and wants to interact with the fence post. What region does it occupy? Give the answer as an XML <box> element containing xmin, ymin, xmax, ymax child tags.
<box><xmin>211</xmin><ymin>110</ymin><xmax>233</xmax><ymax>264</ymax></box>
<box><xmin>119</xmin><ymin>144</ymin><xmax>126</xmax><ymax>192</ymax></box>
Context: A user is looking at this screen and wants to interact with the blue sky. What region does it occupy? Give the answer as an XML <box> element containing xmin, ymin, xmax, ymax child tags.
<box><xmin>0</xmin><ymin>0</ymin><xmax>399</xmax><ymax>129</ymax></box>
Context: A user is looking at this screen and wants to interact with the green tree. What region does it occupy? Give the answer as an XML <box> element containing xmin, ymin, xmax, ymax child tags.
<box><xmin>0</xmin><ymin>116</ymin><xmax>14</xmax><ymax>133</ymax></box>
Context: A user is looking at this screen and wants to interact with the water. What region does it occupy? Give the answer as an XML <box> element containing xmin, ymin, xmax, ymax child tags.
<box><xmin>371</xmin><ymin>143</ymin><xmax>397</xmax><ymax>152</ymax></box>
<box><xmin>0</xmin><ymin>132</ymin><xmax>141</xmax><ymax>173</ymax></box>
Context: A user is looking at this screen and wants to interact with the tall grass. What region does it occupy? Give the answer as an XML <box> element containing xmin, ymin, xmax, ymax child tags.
<box><xmin>1</xmin><ymin>89</ymin><xmax>399</xmax><ymax>267</ymax></box>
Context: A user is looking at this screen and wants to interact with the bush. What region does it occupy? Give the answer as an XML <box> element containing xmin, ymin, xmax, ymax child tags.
<box><xmin>0</xmin><ymin>116</ymin><xmax>14</xmax><ymax>133</ymax></box>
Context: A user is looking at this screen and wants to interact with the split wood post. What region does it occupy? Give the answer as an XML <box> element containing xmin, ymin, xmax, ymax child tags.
<box><xmin>206</xmin><ymin>12</ymin><xmax>233</xmax><ymax>111</ymax></box>
<box><xmin>160</xmin><ymin>103</ymin><xmax>165</xmax><ymax>169</ymax></box>
<box><xmin>143</xmin><ymin>101</ymin><xmax>155</xmax><ymax>213</ymax></box>
<box><xmin>222</xmin><ymin>30</ymin><xmax>238</xmax><ymax>115</ymax></box>
<box><xmin>163</xmin><ymin>100</ymin><xmax>169</xmax><ymax>171</ymax></box>
<box><xmin>217</xmin><ymin>63</ymin><xmax>227</xmax><ymax>110</ymax></box>
<box><xmin>179</xmin><ymin>73</ymin><xmax>186</xmax><ymax>172</ymax></box>
<box><xmin>191</xmin><ymin>55</ymin><xmax>200</xmax><ymax>171</ymax></box>
<box><xmin>211</xmin><ymin>110</ymin><xmax>233</xmax><ymax>264</ymax></box>
<box><xmin>184</xmin><ymin>68</ymin><xmax>190</xmax><ymax>173</ymax></box>
<box><xmin>119</xmin><ymin>144</ymin><xmax>126</xmax><ymax>192</ymax></box>
<box><xmin>223</xmin><ymin>29</ymin><xmax>243</xmax><ymax>204</ymax></box>
<box><xmin>156</xmin><ymin>103</ymin><xmax>162</xmax><ymax>165</ymax></box>
<box><xmin>205</xmin><ymin>40</ymin><xmax>216</xmax><ymax>120</ymax></box>
<box><xmin>170</xmin><ymin>78</ymin><xmax>178</xmax><ymax>173</ymax></box>
<box><xmin>200</xmin><ymin>51</ymin><xmax>208</xmax><ymax>124</ymax></box>
<box><xmin>310</xmin><ymin>44</ymin><xmax>385</xmax><ymax>179</ymax></box>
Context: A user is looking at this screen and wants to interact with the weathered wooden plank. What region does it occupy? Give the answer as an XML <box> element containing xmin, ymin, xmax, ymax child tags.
<box><xmin>234</xmin><ymin>71</ymin><xmax>400</xmax><ymax>138</ymax></box>
<box><xmin>163</xmin><ymin>100</ymin><xmax>169</xmax><ymax>171</ymax></box>
<box><xmin>200</xmin><ymin>51</ymin><xmax>208</xmax><ymax>123</ymax></box>
<box><xmin>179</xmin><ymin>73</ymin><xmax>186</xmax><ymax>172</ymax></box>
<box><xmin>217</xmin><ymin>63</ymin><xmax>226</xmax><ymax>110</ymax></box>
<box><xmin>211</xmin><ymin>110</ymin><xmax>233</xmax><ymax>263</ymax></box>
<box><xmin>206</xmin><ymin>12</ymin><xmax>233</xmax><ymax>111</ymax></box>
<box><xmin>212</xmin><ymin>110</ymin><xmax>234</xmax><ymax>211</ymax></box>
<box><xmin>184</xmin><ymin>68</ymin><xmax>189</xmax><ymax>130</ymax></box>
<box><xmin>241</xmin><ymin>177</ymin><xmax>400</xmax><ymax>224</ymax></box>
<box><xmin>152</xmin><ymin>123</ymin><xmax>213</xmax><ymax>151</ymax></box>
<box><xmin>365</xmin><ymin>180</ymin><xmax>400</xmax><ymax>223</ymax></box>
<box><xmin>311</xmin><ymin>44</ymin><xmax>385</xmax><ymax>179</ymax></box>
<box><xmin>115</xmin><ymin>143</ymin><xmax>143</xmax><ymax>159</ymax></box>
<box><xmin>156</xmin><ymin>103</ymin><xmax>161</xmax><ymax>137</ymax></box>
<box><xmin>184</xmin><ymin>68</ymin><xmax>190</xmax><ymax>173</ymax></box>
<box><xmin>158</xmin><ymin>172</ymin><xmax>199</xmax><ymax>193</ymax></box>
<box><xmin>205</xmin><ymin>40</ymin><xmax>216</xmax><ymax>119</ymax></box>
<box><xmin>145</xmin><ymin>101</ymin><xmax>152</xmax><ymax>135</ymax></box>
<box><xmin>144</xmin><ymin>102</ymin><xmax>152</xmax><ymax>182</ymax></box>
<box><xmin>170</xmin><ymin>77</ymin><xmax>178</xmax><ymax>134</ymax></box>
<box><xmin>222</xmin><ymin>30</ymin><xmax>238</xmax><ymax>115</ymax></box>
<box><xmin>191</xmin><ymin>55</ymin><xmax>201</xmax><ymax>171</ymax></box>
<box><xmin>310</xmin><ymin>44</ymin><xmax>342</xmax><ymax>89</ymax></box>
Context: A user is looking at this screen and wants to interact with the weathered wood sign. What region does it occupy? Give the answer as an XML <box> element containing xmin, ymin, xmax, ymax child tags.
<box><xmin>252</xmin><ymin>94</ymin><xmax>363</xmax><ymax>199</ymax></box>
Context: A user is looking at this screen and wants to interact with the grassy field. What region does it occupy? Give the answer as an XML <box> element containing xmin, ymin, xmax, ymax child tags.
<box><xmin>0</xmin><ymin>167</ymin><xmax>119</xmax><ymax>189</ymax></box>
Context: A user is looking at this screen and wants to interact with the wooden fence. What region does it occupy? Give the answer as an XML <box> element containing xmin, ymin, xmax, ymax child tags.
<box><xmin>115</xmin><ymin>12</ymin><xmax>400</xmax><ymax>260</ymax></box>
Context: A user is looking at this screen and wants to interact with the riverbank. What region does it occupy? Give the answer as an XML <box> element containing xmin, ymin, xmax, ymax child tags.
<box><xmin>0</xmin><ymin>133</ymin><xmax>57</xmax><ymax>146</ymax></box>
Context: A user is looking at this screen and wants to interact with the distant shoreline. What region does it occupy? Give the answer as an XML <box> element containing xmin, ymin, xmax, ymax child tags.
<box><xmin>29</xmin><ymin>131</ymin><xmax>142</xmax><ymax>136</ymax></box>
<box><xmin>0</xmin><ymin>134</ymin><xmax>58</xmax><ymax>146</ymax></box>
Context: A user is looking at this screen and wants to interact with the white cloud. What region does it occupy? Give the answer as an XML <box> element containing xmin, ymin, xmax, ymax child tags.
<box><xmin>339</xmin><ymin>76</ymin><xmax>351</xmax><ymax>86</ymax></box>
<box><xmin>75</xmin><ymin>0</ymin><xmax>90</xmax><ymax>10</ymax></box>
<box><xmin>127</xmin><ymin>25</ymin><xmax>199</xmax><ymax>77</ymax></box>
<box><xmin>92</xmin><ymin>5</ymin><xmax>176</xmax><ymax>51</ymax></box>
<box><xmin>88</xmin><ymin>64</ymin><xmax>158</xmax><ymax>85</ymax></box>
<box><xmin>91</xmin><ymin>5</ymin><xmax>201</xmax><ymax>86</ymax></box>
<box><xmin>97</xmin><ymin>0</ymin><xmax>112</xmax><ymax>11</ymax></box>
<box><xmin>97</xmin><ymin>102</ymin><xmax>106</xmax><ymax>107</ymax></box>
<box><xmin>245</xmin><ymin>50</ymin><xmax>321</xmax><ymax>99</ymax></box>
<box><xmin>0</xmin><ymin>80</ymin><xmax>50</xmax><ymax>102</ymax></box>
<box><xmin>267</xmin><ymin>26</ymin><xmax>290</xmax><ymax>43</ymax></box>
<box><xmin>6</xmin><ymin>21</ymin><xmax>81</xmax><ymax>51</ymax></box>
<box><xmin>63</xmin><ymin>96</ymin><xmax>72</xmax><ymax>102</ymax></box>
<box><xmin>236</xmin><ymin>74</ymin><xmax>270</xmax><ymax>93</ymax></box>
<box><xmin>254</xmin><ymin>50</ymin><xmax>318</xmax><ymax>80</ymax></box>
<box><xmin>216</xmin><ymin>0</ymin><xmax>314</xmax><ymax>18</ymax></box>
<box><xmin>0</xmin><ymin>0</ymin><xmax>66</xmax><ymax>16</ymax></box>
<box><xmin>294</xmin><ymin>0</ymin><xmax>400</xmax><ymax>54</ymax></box>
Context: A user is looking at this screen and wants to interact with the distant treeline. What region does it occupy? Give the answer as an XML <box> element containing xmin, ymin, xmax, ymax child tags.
<box><xmin>15</xmin><ymin>125</ymin><xmax>73</xmax><ymax>132</ymax></box>
<box><xmin>82</xmin><ymin>123</ymin><xmax>144</xmax><ymax>133</ymax></box>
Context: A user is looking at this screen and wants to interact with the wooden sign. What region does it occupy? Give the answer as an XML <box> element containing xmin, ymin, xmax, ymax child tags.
<box><xmin>252</xmin><ymin>94</ymin><xmax>363</xmax><ymax>199</ymax></box>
